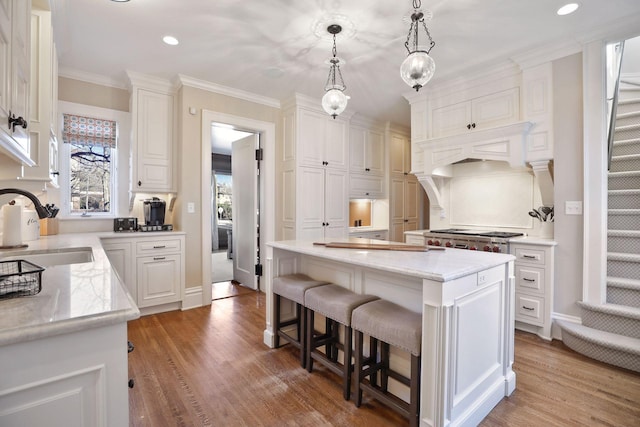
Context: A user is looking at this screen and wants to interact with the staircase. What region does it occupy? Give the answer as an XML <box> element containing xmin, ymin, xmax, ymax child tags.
<box><xmin>558</xmin><ymin>82</ymin><xmax>640</xmax><ymax>373</ymax></box>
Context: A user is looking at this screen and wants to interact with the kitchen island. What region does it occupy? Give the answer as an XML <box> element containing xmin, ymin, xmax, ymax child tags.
<box><xmin>0</xmin><ymin>233</ymin><xmax>140</xmax><ymax>427</ymax></box>
<box><xmin>265</xmin><ymin>238</ymin><xmax>516</xmax><ymax>427</ymax></box>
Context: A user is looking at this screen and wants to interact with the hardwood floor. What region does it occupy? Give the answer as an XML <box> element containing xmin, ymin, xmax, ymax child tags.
<box><xmin>128</xmin><ymin>291</ymin><xmax>640</xmax><ymax>427</ymax></box>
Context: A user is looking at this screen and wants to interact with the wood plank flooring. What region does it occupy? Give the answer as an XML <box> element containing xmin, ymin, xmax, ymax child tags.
<box><xmin>127</xmin><ymin>291</ymin><xmax>640</xmax><ymax>427</ymax></box>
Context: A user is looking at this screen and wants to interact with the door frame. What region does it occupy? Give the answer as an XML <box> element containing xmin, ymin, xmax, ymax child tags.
<box><xmin>200</xmin><ymin>111</ymin><xmax>275</xmax><ymax>303</ymax></box>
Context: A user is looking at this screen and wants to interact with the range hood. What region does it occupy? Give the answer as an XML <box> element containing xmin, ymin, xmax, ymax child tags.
<box><xmin>414</xmin><ymin>121</ymin><xmax>554</xmax><ymax>209</ymax></box>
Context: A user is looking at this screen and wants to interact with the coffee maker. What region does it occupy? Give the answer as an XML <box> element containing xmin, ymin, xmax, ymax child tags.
<box><xmin>140</xmin><ymin>197</ymin><xmax>172</xmax><ymax>231</ymax></box>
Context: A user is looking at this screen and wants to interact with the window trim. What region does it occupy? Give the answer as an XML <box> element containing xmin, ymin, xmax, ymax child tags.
<box><xmin>57</xmin><ymin>101</ymin><xmax>131</xmax><ymax>220</ymax></box>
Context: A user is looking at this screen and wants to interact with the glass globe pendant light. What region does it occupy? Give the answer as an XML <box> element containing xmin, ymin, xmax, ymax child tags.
<box><xmin>400</xmin><ymin>0</ymin><xmax>436</xmax><ymax>91</ymax></box>
<box><xmin>322</xmin><ymin>24</ymin><xmax>348</xmax><ymax>119</ymax></box>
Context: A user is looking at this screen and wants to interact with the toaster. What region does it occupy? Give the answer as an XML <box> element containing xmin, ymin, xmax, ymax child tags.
<box><xmin>113</xmin><ymin>217</ymin><xmax>138</xmax><ymax>232</ymax></box>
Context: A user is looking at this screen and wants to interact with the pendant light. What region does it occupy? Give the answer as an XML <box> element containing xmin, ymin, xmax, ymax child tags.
<box><xmin>322</xmin><ymin>24</ymin><xmax>348</xmax><ymax>119</ymax></box>
<box><xmin>400</xmin><ymin>0</ymin><xmax>436</xmax><ymax>91</ymax></box>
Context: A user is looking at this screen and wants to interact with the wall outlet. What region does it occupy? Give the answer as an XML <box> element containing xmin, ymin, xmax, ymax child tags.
<box><xmin>565</xmin><ymin>201</ymin><xmax>583</xmax><ymax>215</ymax></box>
<box><xmin>187</xmin><ymin>202</ymin><xmax>195</xmax><ymax>214</ymax></box>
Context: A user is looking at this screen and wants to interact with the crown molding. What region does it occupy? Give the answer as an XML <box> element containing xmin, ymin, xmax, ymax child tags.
<box><xmin>511</xmin><ymin>39</ymin><xmax>583</xmax><ymax>70</ymax></box>
<box><xmin>126</xmin><ymin>71</ymin><xmax>177</xmax><ymax>93</ymax></box>
<box><xmin>58</xmin><ymin>67</ymin><xmax>128</xmax><ymax>90</ymax></box>
<box><xmin>176</xmin><ymin>74</ymin><xmax>281</xmax><ymax>109</ymax></box>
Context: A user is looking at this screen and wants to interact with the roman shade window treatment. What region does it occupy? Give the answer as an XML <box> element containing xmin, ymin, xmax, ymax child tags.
<box><xmin>62</xmin><ymin>113</ymin><xmax>117</xmax><ymax>148</ymax></box>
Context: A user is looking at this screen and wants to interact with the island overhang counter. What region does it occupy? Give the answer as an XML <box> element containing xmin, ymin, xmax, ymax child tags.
<box><xmin>265</xmin><ymin>238</ymin><xmax>516</xmax><ymax>427</ymax></box>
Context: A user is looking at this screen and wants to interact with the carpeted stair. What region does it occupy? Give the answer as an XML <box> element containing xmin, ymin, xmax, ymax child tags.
<box><xmin>558</xmin><ymin>81</ymin><xmax>640</xmax><ymax>373</ymax></box>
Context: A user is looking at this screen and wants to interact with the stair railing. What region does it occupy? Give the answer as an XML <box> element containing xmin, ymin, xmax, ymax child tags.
<box><xmin>607</xmin><ymin>41</ymin><xmax>625</xmax><ymax>171</ymax></box>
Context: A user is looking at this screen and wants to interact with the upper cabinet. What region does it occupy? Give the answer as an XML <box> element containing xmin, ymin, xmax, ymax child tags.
<box><xmin>0</xmin><ymin>0</ymin><xmax>32</xmax><ymax>166</ymax></box>
<box><xmin>128</xmin><ymin>72</ymin><xmax>177</xmax><ymax>193</ymax></box>
<box><xmin>390</xmin><ymin>132</ymin><xmax>411</xmax><ymax>175</ymax></box>
<box><xmin>298</xmin><ymin>108</ymin><xmax>348</xmax><ymax>170</ymax></box>
<box><xmin>349</xmin><ymin>124</ymin><xmax>384</xmax><ymax>175</ymax></box>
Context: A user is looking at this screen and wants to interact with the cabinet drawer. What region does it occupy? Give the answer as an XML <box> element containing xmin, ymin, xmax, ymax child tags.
<box><xmin>514</xmin><ymin>247</ymin><xmax>545</xmax><ymax>265</ymax></box>
<box><xmin>515</xmin><ymin>294</ymin><xmax>544</xmax><ymax>325</ymax></box>
<box><xmin>136</xmin><ymin>238</ymin><xmax>182</xmax><ymax>255</ymax></box>
<box><xmin>515</xmin><ymin>265</ymin><xmax>545</xmax><ymax>293</ymax></box>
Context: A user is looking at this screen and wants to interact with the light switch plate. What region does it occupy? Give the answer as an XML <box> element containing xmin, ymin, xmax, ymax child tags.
<box><xmin>565</xmin><ymin>201</ymin><xmax>582</xmax><ymax>215</ymax></box>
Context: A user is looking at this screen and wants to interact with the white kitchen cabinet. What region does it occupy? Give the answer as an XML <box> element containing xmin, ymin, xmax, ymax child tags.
<box><xmin>21</xmin><ymin>7</ymin><xmax>58</xmax><ymax>184</ymax></box>
<box><xmin>128</xmin><ymin>73</ymin><xmax>176</xmax><ymax>192</ymax></box>
<box><xmin>510</xmin><ymin>240</ymin><xmax>556</xmax><ymax>340</ymax></box>
<box><xmin>297</xmin><ymin>166</ymin><xmax>348</xmax><ymax>239</ymax></box>
<box><xmin>101</xmin><ymin>233</ymin><xmax>185</xmax><ymax>312</ymax></box>
<box><xmin>431</xmin><ymin>88</ymin><xmax>520</xmax><ymax>138</ymax></box>
<box><xmin>349</xmin><ymin>124</ymin><xmax>384</xmax><ymax>175</ymax></box>
<box><xmin>390</xmin><ymin>175</ymin><xmax>420</xmax><ymax>242</ymax></box>
<box><xmin>404</xmin><ymin>233</ymin><xmax>426</xmax><ymax>245</ymax></box>
<box><xmin>390</xmin><ymin>132</ymin><xmax>411</xmax><ymax>175</ymax></box>
<box><xmin>349</xmin><ymin>174</ymin><xmax>384</xmax><ymax>199</ymax></box>
<box><xmin>0</xmin><ymin>0</ymin><xmax>32</xmax><ymax>166</ymax></box>
<box><xmin>298</xmin><ymin>108</ymin><xmax>348</xmax><ymax>170</ymax></box>
<box><xmin>349</xmin><ymin>229</ymin><xmax>388</xmax><ymax>240</ymax></box>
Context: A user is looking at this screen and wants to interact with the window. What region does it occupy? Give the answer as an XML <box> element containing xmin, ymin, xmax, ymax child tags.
<box><xmin>61</xmin><ymin>113</ymin><xmax>117</xmax><ymax>216</ymax></box>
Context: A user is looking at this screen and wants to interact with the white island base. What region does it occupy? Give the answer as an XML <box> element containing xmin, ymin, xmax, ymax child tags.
<box><xmin>265</xmin><ymin>239</ymin><xmax>516</xmax><ymax>427</ymax></box>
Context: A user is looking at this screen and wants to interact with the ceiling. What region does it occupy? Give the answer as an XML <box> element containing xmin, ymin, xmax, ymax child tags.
<box><xmin>51</xmin><ymin>0</ymin><xmax>640</xmax><ymax>127</ymax></box>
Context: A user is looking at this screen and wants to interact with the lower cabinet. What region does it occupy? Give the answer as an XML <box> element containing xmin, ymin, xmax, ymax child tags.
<box><xmin>101</xmin><ymin>233</ymin><xmax>185</xmax><ymax>311</ymax></box>
<box><xmin>349</xmin><ymin>229</ymin><xmax>388</xmax><ymax>240</ymax></box>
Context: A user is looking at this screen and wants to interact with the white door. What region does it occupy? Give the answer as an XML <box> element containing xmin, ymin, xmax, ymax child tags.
<box><xmin>232</xmin><ymin>134</ymin><xmax>259</xmax><ymax>289</ymax></box>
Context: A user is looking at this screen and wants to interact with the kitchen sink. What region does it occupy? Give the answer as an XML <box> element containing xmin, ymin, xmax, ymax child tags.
<box><xmin>1</xmin><ymin>247</ymin><xmax>94</xmax><ymax>267</ymax></box>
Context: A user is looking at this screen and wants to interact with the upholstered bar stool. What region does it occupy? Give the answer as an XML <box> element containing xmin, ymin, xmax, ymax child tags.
<box><xmin>351</xmin><ymin>299</ymin><xmax>422</xmax><ymax>427</ymax></box>
<box><xmin>304</xmin><ymin>284</ymin><xmax>379</xmax><ymax>400</ymax></box>
<box><xmin>273</xmin><ymin>274</ymin><xmax>329</xmax><ymax>368</ymax></box>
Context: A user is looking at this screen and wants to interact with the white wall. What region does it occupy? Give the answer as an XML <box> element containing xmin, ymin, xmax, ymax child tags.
<box><xmin>621</xmin><ymin>35</ymin><xmax>640</xmax><ymax>74</ymax></box>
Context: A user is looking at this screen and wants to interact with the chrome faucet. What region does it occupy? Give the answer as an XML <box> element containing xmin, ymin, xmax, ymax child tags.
<box><xmin>0</xmin><ymin>188</ymin><xmax>52</xmax><ymax>219</ymax></box>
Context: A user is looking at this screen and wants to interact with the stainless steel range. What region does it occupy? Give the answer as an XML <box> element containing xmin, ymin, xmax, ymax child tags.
<box><xmin>423</xmin><ymin>229</ymin><xmax>524</xmax><ymax>253</ymax></box>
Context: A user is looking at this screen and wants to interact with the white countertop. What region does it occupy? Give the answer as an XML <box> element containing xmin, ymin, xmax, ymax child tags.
<box><xmin>0</xmin><ymin>232</ymin><xmax>151</xmax><ymax>346</ymax></box>
<box><xmin>268</xmin><ymin>237</ymin><xmax>514</xmax><ymax>282</ymax></box>
<box><xmin>404</xmin><ymin>229</ymin><xmax>557</xmax><ymax>245</ymax></box>
<box><xmin>348</xmin><ymin>226</ymin><xmax>388</xmax><ymax>234</ymax></box>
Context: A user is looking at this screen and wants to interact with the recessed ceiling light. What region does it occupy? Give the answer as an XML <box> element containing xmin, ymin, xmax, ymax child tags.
<box><xmin>557</xmin><ymin>3</ymin><xmax>580</xmax><ymax>16</ymax></box>
<box><xmin>162</xmin><ymin>36</ymin><xmax>179</xmax><ymax>46</ymax></box>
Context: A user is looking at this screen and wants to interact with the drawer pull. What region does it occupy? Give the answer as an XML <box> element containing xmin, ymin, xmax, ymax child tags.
<box><xmin>522</xmin><ymin>306</ymin><xmax>534</xmax><ymax>311</ymax></box>
<box><xmin>523</xmin><ymin>278</ymin><xmax>536</xmax><ymax>282</ymax></box>
<box><xmin>153</xmin><ymin>245</ymin><xmax>166</xmax><ymax>249</ymax></box>
<box><xmin>522</xmin><ymin>255</ymin><xmax>537</xmax><ymax>259</ymax></box>
<box><xmin>153</xmin><ymin>257</ymin><xmax>166</xmax><ymax>261</ymax></box>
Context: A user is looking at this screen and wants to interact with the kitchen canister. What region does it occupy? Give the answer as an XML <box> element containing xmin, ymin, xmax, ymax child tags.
<box><xmin>539</xmin><ymin>222</ymin><xmax>554</xmax><ymax>239</ymax></box>
<box><xmin>22</xmin><ymin>210</ymin><xmax>40</xmax><ymax>241</ymax></box>
<box><xmin>2</xmin><ymin>203</ymin><xmax>23</xmax><ymax>247</ymax></box>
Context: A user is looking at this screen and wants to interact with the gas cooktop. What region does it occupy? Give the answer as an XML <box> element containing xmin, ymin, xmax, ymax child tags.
<box><xmin>427</xmin><ymin>229</ymin><xmax>524</xmax><ymax>238</ymax></box>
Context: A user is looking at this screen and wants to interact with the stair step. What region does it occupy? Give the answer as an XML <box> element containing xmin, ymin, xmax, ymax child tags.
<box><xmin>617</xmin><ymin>99</ymin><xmax>640</xmax><ymax>115</ymax></box>
<box><xmin>608</xmin><ymin>277</ymin><xmax>640</xmax><ymax>308</ymax></box>
<box><xmin>612</xmin><ymin>138</ymin><xmax>640</xmax><ymax>156</ymax></box>
<box><xmin>579</xmin><ymin>301</ymin><xmax>640</xmax><ymax>338</ymax></box>
<box><xmin>615</xmin><ymin>111</ymin><xmax>640</xmax><ymax>127</ymax></box>
<box><xmin>608</xmin><ymin>170</ymin><xmax>640</xmax><ymax>190</ymax></box>
<box><xmin>614</xmin><ymin>124</ymin><xmax>640</xmax><ymax>142</ymax></box>
<box><xmin>609</xmin><ymin>153</ymin><xmax>640</xmax><ymax>172</ymax></box>
<box><xmin>607</xmin><ymin>230</ymin><xmax>640</xmax><ymax>254</ymax></box>
<box><xmin>607</xmin><ymin>251</ymin><xmax>640</xmax><ymax>280</ymax></box>
<box><xmin>608</xmin><ymin>209</ymin><xmax>640</xmax><ymax>229</ymax></box>
<box><xmin>557</xmin><ymin>320</ymin><xmax>640</xmax><ymax>373</ymax></box>
<box><xmin>608</xmin><ymin>189</ymin><xmax>640</xmax><ymax>209</ymax></box>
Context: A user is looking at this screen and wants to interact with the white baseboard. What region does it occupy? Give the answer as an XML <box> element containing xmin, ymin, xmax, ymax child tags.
<box><xmin>551</xmin><ymin>312</ymin><xmax>581</xmax><ymax>340</ymax></box>
<box><xmin>182</xmin><ymin>286</ymin><xmax>204</xmax><ymax>310</ymax></box>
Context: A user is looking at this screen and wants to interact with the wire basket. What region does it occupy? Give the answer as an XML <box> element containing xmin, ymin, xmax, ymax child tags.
<box><xmin>0</xmin><ymin>260</ymin><xmax>44</xmax><ymax>299</ymax></box>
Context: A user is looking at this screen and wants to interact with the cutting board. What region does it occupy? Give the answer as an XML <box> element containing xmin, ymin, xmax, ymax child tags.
<box><xmin>313</xmin><ymin>242</ymin><xmax>444</xmax><ymax>252</ymax></box>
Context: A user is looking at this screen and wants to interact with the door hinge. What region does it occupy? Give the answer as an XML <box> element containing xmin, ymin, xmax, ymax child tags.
<box><xmin>255</xmin><ymin>148</ymin><xmax>263</xmax><ymax>161</ymax></box>
<box><xmin>255</xmin><ymin>263</ymin><xmax>263</xmax><ymax>276</ymax></box>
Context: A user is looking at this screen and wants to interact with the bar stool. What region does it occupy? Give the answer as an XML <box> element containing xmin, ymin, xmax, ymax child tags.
<box><xmin>273</xmin><ymin>274</ymin><xmax>329</xmax><ymax>368</ymax></box>
<box><xmin>351</xmin><ymin>299</ymin><xmax>422</xmax><ymax>427</ymax></box>
<box><xmin>304</xmin><ymin>284</ymin><xmax>379</xmax><ymax>400</ymax></box>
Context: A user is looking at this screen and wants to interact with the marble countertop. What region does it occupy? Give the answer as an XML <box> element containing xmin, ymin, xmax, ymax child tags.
<box><xmin>348</xmin><ymin>226</ymin><xmax>388</xmax><ymax>234</ymax></box>
<box><xmin>0</xmin><ymin>232</ymin><xmax>147</xmax><ymax>346</ymax></box>
<box><xmin>268</xmin><ymin>237</ymin><xmax>514</xmax><ymax>282</ymax></box>
<box><xmin>404</xmin><ymin>229</ymin><xmax>557</xmax><ymax>244</ymax></box>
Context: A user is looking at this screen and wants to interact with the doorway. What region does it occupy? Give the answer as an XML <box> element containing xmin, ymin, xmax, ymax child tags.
<box><xmin>200</xmin><ymin>110</ymin><xmax>275</xmax><ymax>305</ymax></box>
<box><xmin>210</xmin><ymin>124</ymin><xmax>259</xmax><ymax>289</ymax></box>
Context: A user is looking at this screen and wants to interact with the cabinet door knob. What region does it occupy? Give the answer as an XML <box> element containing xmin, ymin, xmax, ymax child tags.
<box><xmin>471</xmin><ymin>123</ymin><xmax>476</xmax><ymax>129</ymax></box>
<box><xmin>8</xmin><ymin>111</ymin><xmax>27</xmax><ymax>132</ymax></box>
<box><xmin>467</xmin><ymin>124</ymin><xmax>471</xmax><ymax>129</ymax></box>
<box><xmin>365</xmin><ymin>168</ymin><xmax>370</xmax><ymax>172</ymax></box>
<box><xmin>138</xmin><ymin>180</ymin><xmax>142</xmax><ymax>186</ymax></box>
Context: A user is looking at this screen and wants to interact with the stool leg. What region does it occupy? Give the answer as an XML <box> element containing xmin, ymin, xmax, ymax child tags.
<box><xmin>325</xmin><ymin>317</ymin><xmax>332</xmax><ymax>358</ymax></box>
<box><xmin>306</xmin><ymin>308</ymin><xmax>314</xmax><ymax>373</ymax></box>
<box><xmin>380</xmin><ymin>342</ymin><xmax>390</xmax><ymax>392</ymax></box>
<box><xmin>331</xmin><ymin>320</ymin><xmax>340</xmax><ymax>362</ymax></box>
<box><xmin>410</xmin><ymin>354</ymin><xmax>421</xmax><ymax>427</ymax></box>
<box><xmin>354</xmin><ymin>330</ymin><xmax>364</xmax><ymax>407</ymax></box>
<box><xmin>274</xmin><ymin>294</ymin><xmax>281</xmax><ymax>348</ymax></box>
<box><xmin>343</xmin><ymin>325</ymin><xmax>352</xmax><ymax>401</ymax></box>
<box><xmin>369</xmin><ymin>337</ymin><xmax>378</xmax><ymax>388</ymax></box>
<box><xmin>300</xmin><ymin>306</ymin><xmax>306</xmax><ymax>369</ymax></box>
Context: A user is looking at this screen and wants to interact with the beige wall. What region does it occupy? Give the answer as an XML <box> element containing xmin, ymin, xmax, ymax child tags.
<box><xmin>176</xmin><ymin>85</ymin><xmax>281</xmax><ymax>289</ymax></box>
<box><xmin>552</xmin><ymin>53</ymin><xmax>584</xmax><ymax>317</ymax></box>
<box><xmin>58</xmin><ymin>77</ymin><xmax>129</xmax><ymax>112</ymax></box>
